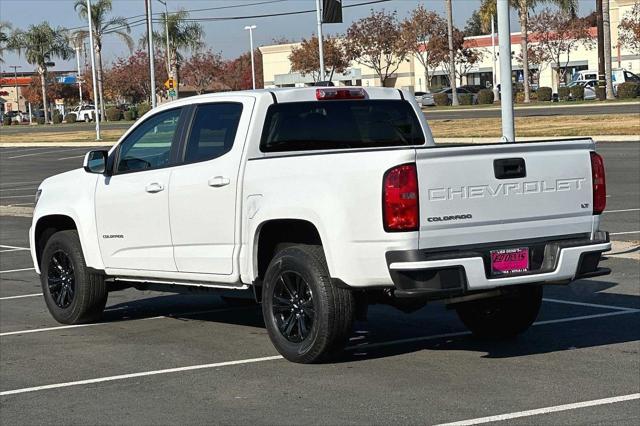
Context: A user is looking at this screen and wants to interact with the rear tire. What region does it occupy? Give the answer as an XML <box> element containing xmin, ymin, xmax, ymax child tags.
<box><xmin>262</xmin><ymin>245</ymin><xmax>354</xmax><ymax>364</ymax></box>
<box><xmin>40</xmin><ymin>230</ymin><xmax>107</xmax><ymax>324</ymax></box>
<box><xmin>455</xmin><ymin>285</ymin><xmax>542</xmax><ymax>339</ymax></box>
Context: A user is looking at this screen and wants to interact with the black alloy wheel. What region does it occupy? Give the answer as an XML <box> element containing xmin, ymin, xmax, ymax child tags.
<box><xmin>272</xmin><ymin>271</ymin><xmax>315</xmax><ymax>343</ymax></box>
<box><xmin>47</xmin><ymin>250</ymin><xmax>76</xmax><ymax>309</ymax></box>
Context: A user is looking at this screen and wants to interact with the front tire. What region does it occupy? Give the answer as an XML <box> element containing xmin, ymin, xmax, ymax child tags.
<box><xmin>40</xmin><ymin>230</ymin><xmax>107</xmax><ymax>324</ymax></box>
<box><xmin>455</xmin><ymin>285</ymin><xmax>542</xmax><ymax>338</ymax></box>
<box><xmin>262</xmin><ymin>245</ymin><xmax>354</xmax><ymax>363</ymax></box>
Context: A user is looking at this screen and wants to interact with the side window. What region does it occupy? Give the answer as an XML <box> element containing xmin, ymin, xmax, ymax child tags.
<box><xmin>116</xmin><ymin>108</ymin><xmax>182</xmax><ymax>173</ymax></box>
<box><xmin>184</xmin><ymin>103</ymin><xmax>243</xmax><ymax>163</ymax></box>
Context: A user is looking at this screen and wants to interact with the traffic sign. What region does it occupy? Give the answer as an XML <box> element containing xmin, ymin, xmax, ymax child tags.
<box><xmin>164</xmin><ymin>78</ymin><xmax>176</xmax><ymax>90</ymax></box>
<box><xmin>168</xmin><ymin>89</ymin><xmax>177</xmax><ymax>98</ymax></box>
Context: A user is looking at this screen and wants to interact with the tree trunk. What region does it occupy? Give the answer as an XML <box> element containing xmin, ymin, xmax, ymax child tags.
<box><xmin>519</xmin><ymin>8</ymin><xmax>531</xmax><ymax>103</ymax></box>
<box><xmin>425</xmin><ymin>70</ymin><xmax>431</xmax><ymax>91</ymax></box>
<box><xmin>596</xmin><ymin>0</ymin><xmax>606</xmax><ymax>99</ymax></box>
<box><xmin>170</xmin><ymin>51</ymin><xmax>179</xmax><ymax>98</ymax></box>
<box><xmin>446</xmin><ymin>0</ymin><xmax>458</xmax><ymax>105</ymax></box>
<box><xmin>39</xmin><ymin>70</ymin><xmax>49</xmax><ymax>124</ymax></box>
<box><xmin>95</xmin><ymin>45</ymin><xmax>106</xmax><ymax>121</ymax></box>
<box><xmin>603</xmin><ymin>0</ymin><xmax>615</xmax><ymax>99</ymax></box>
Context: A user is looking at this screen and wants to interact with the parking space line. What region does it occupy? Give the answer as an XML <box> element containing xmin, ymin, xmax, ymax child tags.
<box><xmin>0</xmin><ymin>355</ymin><xmax>284</xmax><ymax>396</ymax></box>
<box><xmin>0</xmin><ymin>268</ymin><xmax>35</xmax><ymax>274</ymax></box>
<box><xmin>0</xmin><ymin>305</ymin><xmax>256</xmax><ymax>336</ymax></box>
<box><xmin>0</xmin><ymin>180</ymin><xmax>42</xmax><ymax>187</ymax></box>
<box><xmin>542</xmin><ymin>297</ymin><xmax>638</xmax><ymax>312</ymax></box>
<box><xmin>57</xmin><ymin>155</ymin><xmax>86</xmax><ymax>161</ymax></box>
<box><xmin>0</xmin><ymin>293</ymin><xmax>42</xmax><ymax>300</ymax></box>
<box><xmin>610</xmin><ymin>231</ymin><xmax>640</xmax><ymax>235</ymax></box>
<box><xmin>434</xmin><ymin>393</ymin><xmax>640</xmax><ymax>425</ymax></box>
<box><xmin>6</xmin><ymin>148</ymin><xmax>89</xmax><ymax>159</ymax></box>
<box><xmin>0</xmin><ymin>194</ymin><xmax>36</xmax><ymax>199</ymax></box>
<box><xmin>0</xmin><ymin>245</ymin><xmax>29</xmax><ymax>250</ymax></box>
<box><xmin>604</xmin><ymin>208</ymin><xmax>640</xmax><ymax>213</ymax></box>
<box><xmin>0</xmin><ymin>187</ymin><xmax>38</xmax><ymax>192</ymax></box>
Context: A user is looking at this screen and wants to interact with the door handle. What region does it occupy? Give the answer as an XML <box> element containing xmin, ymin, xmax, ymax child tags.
<box><xmin>208</xmin><ymin>176</ymin><xmax>230</xmax><ymax>187</ymax></box>
<box><xmin>145</xmin><ymin>182</ymin><xmax>164</xmax><ymax>193</ymax></box>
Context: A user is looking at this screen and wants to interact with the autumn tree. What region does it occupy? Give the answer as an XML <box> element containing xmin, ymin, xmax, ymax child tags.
<box><xmin>344</xmin><ymin>10</ymin><xmax>408</xmax><ymax>87</ymax></box>
<box><xmin>221</xmin><ymin>49</ymin><xmax>263</xmax><ymax>91</ymax></box>
<box><xmin>619</xmin><ymin>1</ymin><xmax>640</xmax><ymax>55</ymax></box>
<box><xmin>289</xmin><ymin>35</ymin><xmax>349</xmax><ymax>81</ymax></box>
<box><xmin>103</xmin><ymin>50</ymin><xmax>166</xmax><ymax>104</ymax></box>
<box><xmin>182</xmin><ymin>50</ymin><xmax>224</xmax><ymax>94</ymax></box>
<box><xmin>529</xmin><ymin>8</ymin><xmax>595</xmax><ymax>87</ymax></box>
<box><xmin>440</xmin><ymin>28</ymin><xmax>484</xmax><ymax>85</ymax></box>
<box><xmin>400</xmin><ymin>6</ymin><xmax>448</xmax><ymax>91</ymax></box>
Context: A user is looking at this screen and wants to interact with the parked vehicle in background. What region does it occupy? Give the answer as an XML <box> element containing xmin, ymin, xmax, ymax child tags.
<box><xmin>70</xmin><ymin>104</ymin><xmax>98</xmax><ymax>122</ymax></box>
<box><xmin>422</xmin><ymin>87</ymin><xmax>478</xmax><ymax>106</ymax></box>
<box><xmin>30</xmin><ymin>87</ymin><xmax>611</xmax><ymax>364</ymax></box>
<box><xmin>572</xmin><ymin>69</ymin><xmax>640</xmax><ymax>95</ymax></box>
<box><xmin>568</xmin><ymin>80</ymin><xmax>597</xmax><ymax>100</ymax></box>
<box><xmin>414</xmin><ymin>91</ymin><xmax>428</xmax><ymax>107</ymax></box>
<box><xmin>459</xmin><ymin>85</ymin><xmax>483</xmax><ymax>94</ymax></box>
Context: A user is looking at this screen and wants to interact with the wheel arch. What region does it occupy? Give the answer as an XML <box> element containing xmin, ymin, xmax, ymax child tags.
<box><xmin>253</xmin><ymin>218</ymin><xmax>326</xmax><ymax>283</ymax></box>
<box><xmin>34</xmin><ymin>214</ymin><xmax>78</xmax><ymax>270</ymax></box>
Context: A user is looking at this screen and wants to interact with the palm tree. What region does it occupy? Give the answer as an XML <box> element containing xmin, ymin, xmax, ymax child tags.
<box><xmin>9</xmin><ymin>22</ymin><xmax>73</xmax><ymax>123</ymax></box>
<box><xmin>445</xmin><ymin>0</ymin><xmax>459</xmax><ymax>105</ymax></box>
<box><xmin>0</xmin><ymin>22</ymin><xmax>12</xmax><ymax>63</ymax></box>
<box><xmin>73</xmin><ymin>0</ymin><xmax>133</xmax><ymax>120</ymax></box>
<box><xmin>142</xmin><ymin>9</ymin><xmax>204</xmax><ymax>97</ymax></box>
<box><xmin>479</xmin><ymin>0</ymin><xmax>578</xmax><ymax>103</ymax></box>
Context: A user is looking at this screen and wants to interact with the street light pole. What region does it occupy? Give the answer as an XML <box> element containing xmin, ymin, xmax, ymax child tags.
<box><xmin>497</xmin><ymin>0</ymin><xmax>514</xmax><ymax>142</ymax></box>
<box><xmin>244</xmin><ymin>25</ymin><xmax>257</xmax><ymax>90</ymax></box>
<box><xmin>86</xmin><ymin>0</ymin><xmax>100</xmax><ymax>140</ymax></box>
<box><xmin>74</xmin><ymin>46</ymin><xmax>83</xmax><ymax>104</ymax></box>
<box><xmin>10</xmin><ymin>65</ymin><xmax>21</xmax><ymax>110</ymax></box>
<box><xmin>146</xmin><ymin>0</ymin><xmax>157</xmax><ymax>108</ymax></box>
<box><xmin>157</xmin><ymin>0</ymin><xmax>172</xmax><ymax>97</ymax></box>
<box><xmin>315</xmin><ymin>0</ymin><xmax>325</xmax><ymax>82</ymax></box>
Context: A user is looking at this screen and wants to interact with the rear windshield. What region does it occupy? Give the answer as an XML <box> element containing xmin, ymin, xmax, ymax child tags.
<box><xmin>260</xmin><ymin>100</ymin><xmax>425</xmax><ymax>152</ymax></box>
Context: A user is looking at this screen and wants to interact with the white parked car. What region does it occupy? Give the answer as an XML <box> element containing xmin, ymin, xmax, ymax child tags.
<box><xmin>70</xmin><ymin>104</ymin><xmax>98</xmax><ymax>122</ymax></box>
<box><xmin>30</xmin><ymin>87</ymin><xmax>611</xmax><ymax>363</ymax></box>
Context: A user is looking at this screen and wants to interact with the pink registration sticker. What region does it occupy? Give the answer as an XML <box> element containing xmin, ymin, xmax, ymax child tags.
<box><xmin>490</xmin><ymin>247</ymin><xmax>529</xmax><ymax>275</ymax></box>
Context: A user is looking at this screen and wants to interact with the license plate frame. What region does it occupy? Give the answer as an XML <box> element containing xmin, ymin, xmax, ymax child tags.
<box><xmin>490</xmin><ymin>247</ymin><xmax>530</xmax><ymax>276</ymax></box>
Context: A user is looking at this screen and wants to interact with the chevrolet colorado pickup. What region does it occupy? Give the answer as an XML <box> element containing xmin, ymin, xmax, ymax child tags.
<box><xmin>30</xmin><ymin>87</ymin><xmax>611</xmax><ymax>363</ymax></box>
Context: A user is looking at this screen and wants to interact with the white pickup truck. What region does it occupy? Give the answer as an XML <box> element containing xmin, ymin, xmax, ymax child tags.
<box><xmin>30</xmin><ymin>87</ymin><xmax>611</xmax><ymax>363</ymax></box>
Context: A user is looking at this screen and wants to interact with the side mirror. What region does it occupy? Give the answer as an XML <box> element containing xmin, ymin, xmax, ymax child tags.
<box><xmin>83</xmin><ymin>150</ymin><xmax>108</xmax><ymax>174</ymax></box>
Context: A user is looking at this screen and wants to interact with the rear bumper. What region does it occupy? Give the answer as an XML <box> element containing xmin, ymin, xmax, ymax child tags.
<box><xmin>386</xmin><ymin>232</ymin><xmax>611</xmax><ymax>298</ymax></box>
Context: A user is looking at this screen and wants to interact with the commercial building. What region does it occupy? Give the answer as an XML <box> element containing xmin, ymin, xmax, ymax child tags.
<box><xmin>261</xmin><ymin>0</ymin><xmax>639</xmax><ymax>92</ymax></box>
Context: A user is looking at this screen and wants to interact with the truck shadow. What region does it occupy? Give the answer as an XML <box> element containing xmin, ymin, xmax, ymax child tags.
<box><xmin>101</xmin><ymin>278</ymin><xmax>639</xmax><ymax>363</ymax></box>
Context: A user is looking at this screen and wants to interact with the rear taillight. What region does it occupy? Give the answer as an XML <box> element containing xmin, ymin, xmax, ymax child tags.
<box><xmin>383</xmin><ymin>163</ymin><xmax>419</xmax><ymax>232</ymax></box>
<box><xmin>316</xmin><ymin>88</ymin><xmax>366</xmax><ymax>100</ymax></box>
<box><xmin>590</xmin><ymin>152</ymin><xmax>606</xmax><ymax>215</ymax></box>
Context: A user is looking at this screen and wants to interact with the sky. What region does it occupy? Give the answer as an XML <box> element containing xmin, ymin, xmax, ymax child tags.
<box><xmin>0</xmin><ymin>0</ymin><xmax>596</xmax><ymax>74</ymax></box>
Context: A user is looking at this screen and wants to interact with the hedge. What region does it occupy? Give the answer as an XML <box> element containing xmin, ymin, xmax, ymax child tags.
<box><xmin>570</xmin><ymin>85</ymin><xmax>585</xmax><ymax>100</ymax></box>
<box><xmin>52</xmin><ymin>113</ymin><xmax>63</xmax><ymax>124</ymax></box>
<box><xmin>65</xmin><ymin>113</ymin><xmax>77</xmax><ymax>123</ymax></box>
<box><xmin>137</xmin><ymin>103</ymin><xmax>151</xmax><ymax>117</ymax></box>
<box><xmin>458</xmin><ymin>93</ymin><xmax>474</xmax><ymax>105</ymax></box>
<box><xmin>2</xmin><ymin>116</ymin><xmax>12</xmax><ymax>126</ymax></box>
<box><xmin>36</xmin><ymin>117</ymin><xmax>46</xmax><ymax>125</ymax></box>
<box><xmin>558</xmin><ymin>86</ymin><xmax>570</xmax><ymax>101</ymax></box>
<box><xmin>106</xmin><ymin>107</ymin><xmax>121</xmax><ymax>121</ymax></box>
<box><xmin>537</xmin><ymin>87</ymin><xmax>552</xmax><ymax>101</ymax></box>
<box><xmin>123</xmin><ymin>110</ymin><xmax>135</xmax><ymax>121</ymax></box>
<box><xmin>617</xmin><ymin>82</ymin><xmax>639</xmax><ymax>99</ymax></box>
<box><xmin>433</xmin><ymin>93</ymin><xmax>449</xmax><ymax>106</ymax></box>
<box><xmin>477</xmin><ymin>89</ymin><xmax>494</xmax><ymax>104</ymax></box>
<box><xmin>596</xmin><ymin>86</ymin><xmax>606</xmax><ymax>100</ymax></box>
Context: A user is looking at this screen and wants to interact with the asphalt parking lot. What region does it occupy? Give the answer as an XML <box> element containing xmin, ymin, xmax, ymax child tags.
<box><xmin>0</xmin><ymin>142</ymin><xmax>639</xmax><ymax>425</ymax></box>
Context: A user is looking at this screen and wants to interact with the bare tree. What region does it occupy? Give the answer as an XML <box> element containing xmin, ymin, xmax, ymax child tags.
<box><xmin>344</xmin><ymin>10</ymin><xmax>408</xmax><ymax>87</ymax></box>
<box><xmin>618</xmin><ymin>1</ymin><xmax>640</xmax><ymax>55</ymax></box>
<box><xmin>445</xmin><ymin>0</ymin><xmax>458</xmax><ymax>105</ymax></box>
<box><xmin>400</xmin><ymin>5</ymin><xmax>448</xmax><ymax>91</ymax></box>
<box><xmin>182</xmin><ymin>50</ymin><xmax>224</xmax><ymax>94</ymax></box>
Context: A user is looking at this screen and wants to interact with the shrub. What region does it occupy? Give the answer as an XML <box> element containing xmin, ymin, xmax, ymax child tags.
<box><xmin>515</xmin><ymin>91</ymin><xmax>525</xmax><ymax>103</ymax></box>
<box><xmin>36</xmin><ymin>117</ymin><xmax>46</xmax><ymax>125</ymax></box>
<box><xmin>3</xmin><ymin>116</ymin><xmax>12</xmax><ymax>126</ymax></box>
<box><xmin>52</xmin><ymin>112</ymin><xmax>63</xmax><ymax>124</ymax></box>
<box><xmin>570</xmin><ymin>85</ymin><xmax>585</xmax><ymax>100</ymax></box>
<box><xmin>106</xmin><ymin>107</ymin><xmax>121</xmax><ymax>121</ymax></box>
<box><xmin>123</xmin><ymin>110</ymin><xmax>135</xmax><ymax>121</ymax></box>
<box><xmin>137</xmin><ymin>103</ymin><xmax>151</xmax><ymax>117</ymax></box>
<box><xmin>433</xmin><ymin>93</ymin><xmax>449</xmax><ymax>106</ymax></box>
<box><xmin>458</xmin><ymin>93</ymin><xmax>473</xmax><ymax>105</ymax></box>
<box><xmin>65</xmin><ymin>113</ymin><xmax>77</xmax><ymax>123</ymax></box>
<box><xmin>558</xmin><ymin>86</ymin><xmax>570</xmax><ymax>101</ymax></box>
<box><xmin>477</xmin><ymin>89</ymin><xmax>494</xmax><ymax>104</ymax></box>
<box><xmin>617</xmin><ymin>82</ymin><xmax>639</xmax><ymax>98</ymax></box>
<box><xmin>596</xmin><ymin>86</ymin><xmax>606</xmax><ymax>100</ymax></box>
<box><xmin>537</xmin><ymin>87</ymin><xmax>552</xmax><ymax>101</ymax></box>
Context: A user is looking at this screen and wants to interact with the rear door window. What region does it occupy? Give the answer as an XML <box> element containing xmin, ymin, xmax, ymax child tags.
<box><xmin>260</xmin><ymin>100</ymin><xmax>425</xmax><ymax>152</ymax></box>
<box><xmin>183</xmin><ymin>103</ymin><xmax>243</xmax><ymax>163</ymax></box>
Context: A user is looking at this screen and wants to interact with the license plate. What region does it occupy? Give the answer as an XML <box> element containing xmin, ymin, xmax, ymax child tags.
<box><xmin>490</xmin><ymin>247</ymin><xmax>529</xmax><ymax>276</ymax></box>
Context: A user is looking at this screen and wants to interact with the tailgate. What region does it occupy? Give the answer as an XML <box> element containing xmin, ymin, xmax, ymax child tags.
<box><xmin>416</xmin><ymin>139</ymin><xmax>596</xmax><ymax>250</ymax></box>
